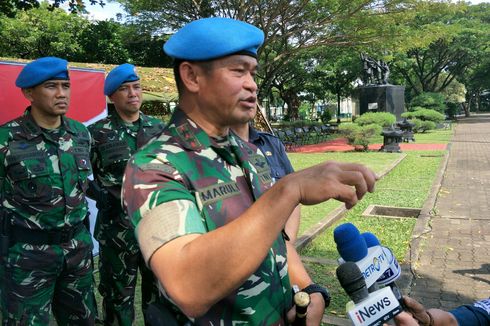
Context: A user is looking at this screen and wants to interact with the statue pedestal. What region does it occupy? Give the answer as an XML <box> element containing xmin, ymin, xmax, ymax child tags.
<box><xmin>357</xmin><ymin>85</ymin><xmax>405</xmax><ymax>120</ymax></box>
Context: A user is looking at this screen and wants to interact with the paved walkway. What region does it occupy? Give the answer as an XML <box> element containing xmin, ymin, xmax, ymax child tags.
<box><xmin>408</xmin><ymin>113</ymin><xmax>490</xmax><ymax>310</ymax></box>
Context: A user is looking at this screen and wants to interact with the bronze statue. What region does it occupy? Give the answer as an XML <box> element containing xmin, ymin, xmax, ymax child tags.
<box><xmin>360</xmin><ymin>53</ymin><xmax>390</xmax><ymax>85</ymax></box>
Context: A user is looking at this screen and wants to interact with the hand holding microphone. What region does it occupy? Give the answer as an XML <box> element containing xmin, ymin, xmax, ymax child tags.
<box><xmin>333</xmin><ymin>223</ymin><xmax>406</xmax><ymax>325</ymax></box>
<box><xmin>336</xmin><ymin>262</ymin><xmax>403</xmax><ymax>326</ymax></box>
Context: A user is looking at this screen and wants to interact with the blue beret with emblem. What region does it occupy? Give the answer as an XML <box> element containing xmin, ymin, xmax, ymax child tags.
<box><xmin>104</xmin><ymin>63</ymin><xmax>140</xmax><ymax>96</ymax></box>
<box><xmin>15</xmin><ymin>56</ymin><xmax>69</xmax><ymax>88</ymax></box>
<box><xmin>164</xmin><ymin>17</ymin><xmax>264</xmax><ymax>61</ymax></box>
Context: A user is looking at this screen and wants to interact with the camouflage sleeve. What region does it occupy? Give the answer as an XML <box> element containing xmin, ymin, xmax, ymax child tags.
<box><xmin>0</xmin><ymin>125</ymin><xmax>10</xmax><ymax>186</ymax></box>
<box><xmin>136</xmin><ymin>199</ymin><xmax>205</xmax><ymax>265</ymax></box>
<box><xmin>122</xmin><ymin>153</ymin><xmax>207</xmax><ymax>265</ymax></box>
<box><xmin>87</xmin><ymin>126</ymin><xmax>98</xmax><ymax>173</ymax></box>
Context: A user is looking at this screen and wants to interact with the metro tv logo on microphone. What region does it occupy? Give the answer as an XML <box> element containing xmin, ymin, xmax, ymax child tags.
<box><xmin>348</xmin><ymin>287</ymin><xmax>402</xmax><ymax>326</ymax></box>
<box><xmin>360</xmin><ymin>252</ymin><xmax>387</xmax><ymax>279</ymax></box>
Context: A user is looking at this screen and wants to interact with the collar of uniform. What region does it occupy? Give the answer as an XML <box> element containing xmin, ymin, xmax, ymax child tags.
<box><xmin>139</xmin><ymin>112</ymin><xmax>155</xmax><ymax>127</ymax></box>
<box><xmin>19</xmin><ymin>107</ymin><xmax>73</xmax><ymax>139</ymax></box>
<box><xmin>109</xmin><ymin>108</ymin><xmax>153</xmax><ymax>128</ymax></box>
<box><xmin>169</xmin><ymin>108</ymin><xmax>236</xmax><ymax>153</ymax></box>
<box><xmin>248</xmin><ymin>125</ymin><xmax>261</xmax><ymax>143</ymax></box>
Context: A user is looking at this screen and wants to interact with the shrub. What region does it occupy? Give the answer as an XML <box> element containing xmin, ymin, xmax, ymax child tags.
<box><xmin>320</xmin><ymin>110</ymin><xmax>332</xmax><ymax>124</ymax></box>
<box><xmin>401</xmin><ymin>109</ymin><xmax>445</xmax><ymax>124</ymax></box>
<box><xmin>410</xmin><ymin>92</ymin><xmax>446</xmax><ymax>113</ymax></box>
<box><xmin>339</xmin><ymin>123</ymin><xmax>382</xmax><ymax>151</ymax></box>
<box><xmin>417</xmin><ymin>120</ymin><xmax>437</xmax><ymax>133</ymax></box>
<box><xmin>446</xmin><ymin>102</ymin><xmax>460</xmax><ymax>119</ymax></box>
<box><xmin>410</xmin><ymin>118</ymin><xmax>422</xmax><ymax>132</ymax></box>
<box><xmin>355</xmin><ymin>112</ymin><xmax>396</xmax><ymax>128</ymax></box>
<box><xmin>140</xmin><ymin>100</ymin><xmax>173</xmax><ymax>117</ymax></box>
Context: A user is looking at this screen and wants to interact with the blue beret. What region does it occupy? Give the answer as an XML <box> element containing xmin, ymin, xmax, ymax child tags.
<box><xmin>15</xmin><ymin>57</ymin><xmax>69</xmax><ymax>88</ymax></box>
<box><xmin>104</xmin><ymin>63</ymin><xmax>140</xmax><ymax>96</ymax></box>
<box><xmin>164</xmin><ymin>17</ymin><xmax>264</xmax><ymax>61</ymax></box>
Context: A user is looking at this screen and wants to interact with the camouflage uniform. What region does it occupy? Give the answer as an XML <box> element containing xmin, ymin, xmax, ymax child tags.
<box><xmin>122</xmin><ymin>109</ymin><xmax>293</xmax><ymax>325</ymax></box>
<box><xmin>88</xmin><ymin>108</ymin><xmax>164</xmax><ymax>325</ymax></box>
<box><xmin>0</xmin><ymin>108</ymin><xmax>96</xmax><ymax>325</ymax></box>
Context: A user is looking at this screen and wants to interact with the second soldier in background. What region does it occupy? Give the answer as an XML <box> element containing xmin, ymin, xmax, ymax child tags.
<box><xmin>88</xmin><ymin>64</ymin><xmax>164</xmax><ymax>325</ymax></box>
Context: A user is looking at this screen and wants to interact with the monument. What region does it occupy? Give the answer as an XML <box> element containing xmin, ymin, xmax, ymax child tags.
<box><xmin>357</xmin><ymin>54</ymin><xmax>405</xmax><ymax>120</ymax></box>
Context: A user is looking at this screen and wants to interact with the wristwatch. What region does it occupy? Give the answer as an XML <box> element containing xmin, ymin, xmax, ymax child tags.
<box><xmin>302</xmin><ymin>284</ymin><xmax>331</xmax><ymax>308</ymax></box>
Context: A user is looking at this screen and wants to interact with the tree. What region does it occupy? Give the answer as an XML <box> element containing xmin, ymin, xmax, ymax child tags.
<box><xmin>311</xmin><ymin>49</ymin><xmax>362</xmax><ymax>123</ymax></box>
<box><xmin>77</xmin><ymin>20</ymin><xmax>129</xmax><ymax>64</ymax></box>
<box><xmin>0</xmin><ymin>0</ymin><xmax>105</xmax><ymax>16</ymax></box>
<box><xmin>0</xmin><ymin>3</ymin><xmax>88</xmax><ymax>59</ymax></box>
<box><xmin>391</xmin><ymin>2</ymin><xmax>490</xmax><ymax>101</ymax></box>
<box><xmin>114</xmin><ymin>0</ymin><xmax>440</xmax><ymax>118</ymax></box>
<box><xmin>0</xmin><ymin>0</ymin><xmax>39</xmax><ymax>17</ymax></box>
<box><xmin>119</xmin><ymin>23</ymin><xmax>173</xmax><ymax>68</ymax></box>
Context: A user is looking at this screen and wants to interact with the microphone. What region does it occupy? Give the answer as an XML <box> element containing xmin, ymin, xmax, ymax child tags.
<box><xmin>336</xmin><ymin>262</ymin><xmax>403</xmax><ymax>326</ymax></box>
<box><xmin>333</xmin><ymin>223</ymin><xmax>390</xmax><ymax>289</ymax></box>
<box><xmin>361</xmin><ymin>232</ymin><xmax>404</xmax><ymax>306</ymax></box>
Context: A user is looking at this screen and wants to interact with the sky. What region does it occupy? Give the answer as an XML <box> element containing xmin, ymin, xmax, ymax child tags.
<box><xmin>82</xmin><ymin>1</ymin><xmax>125</xmax><ymax>21</ymax></box>
<box><xmin>83</xmin><ymin>0</ymin><xmax>489</xmax><ymax>21</ymax></box>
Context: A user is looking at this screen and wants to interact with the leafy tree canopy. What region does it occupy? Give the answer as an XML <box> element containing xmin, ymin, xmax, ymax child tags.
<box><xmin>0</xmin><ymin>0</ymin><xmax>105</xmax><ymax>16</ymax></box>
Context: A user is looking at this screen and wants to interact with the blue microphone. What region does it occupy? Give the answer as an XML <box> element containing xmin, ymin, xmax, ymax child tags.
<box><xmin>333</xmin><ymin>223</ymin><xmax>368</xmax><ymax>262</ymax></box>
<box><xmin>334</xmin><ymin>223</ymin><xmax>390</xmax><ymax>289</ymax></box>
<box><xmin>361</xmin><ymin>232</ymin><xmax>405</xmax><ymax>306</ymax></box>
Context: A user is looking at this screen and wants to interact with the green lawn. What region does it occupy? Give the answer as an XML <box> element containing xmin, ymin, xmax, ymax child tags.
<box><xmin>288</xmin><ymin>151</ymin><xmax>404</xmax><ymax>235</ymax></box>
<box><xmin>295</xmin><ymin>150</ymin><xmax>446</xmax><ymax>320</ymax></box>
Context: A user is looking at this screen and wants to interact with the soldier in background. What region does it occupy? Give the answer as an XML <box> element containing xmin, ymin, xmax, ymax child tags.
<box><xmin>88</xmin><ymin>63</ymin><xmax>163</xmax><ymax>326</ymax></box>
<box><xmin>0</xmin><ymin>57</ymin><xmax>96</xmax><ymax>325</ymax></box>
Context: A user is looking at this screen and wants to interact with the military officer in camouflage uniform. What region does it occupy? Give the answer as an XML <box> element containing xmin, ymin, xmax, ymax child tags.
<box><xmin>88</xmin><ymin>64</ymin><xmax>163</xmax><ymax>325</ymax></box>
<box><xmin>0</xmin><ymin>57</ymin><xmax>96</xmax><ymax>325</ymax></box>
<box><xmin>122</xmin><ymin>18</ymin><xmax>377</xmax><ymax>325</ymax></box>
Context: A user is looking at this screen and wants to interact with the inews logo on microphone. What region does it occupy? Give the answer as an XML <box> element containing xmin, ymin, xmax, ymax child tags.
<box><xmin>348</xmin><ymin>287</ymin><xmax>402</xmax><ymax>326</ymax></box>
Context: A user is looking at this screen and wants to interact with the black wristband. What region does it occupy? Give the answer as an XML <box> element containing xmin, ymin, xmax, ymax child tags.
<box><xmin>302</xmin><ymin>284</ymin><xmax>330</xmax><ymax>308</ymax></box>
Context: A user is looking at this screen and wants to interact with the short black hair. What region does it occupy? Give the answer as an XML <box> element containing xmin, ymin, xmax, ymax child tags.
<box><xmin>173</xmin><ymin>59</ymin><xmax>215</xmax><ymax>96</ymax></box>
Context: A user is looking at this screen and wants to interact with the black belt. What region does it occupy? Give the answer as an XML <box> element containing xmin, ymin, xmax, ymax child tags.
<box><xmin>10</xmin><ymin>223</ymin><xmax>85</xmax><ymax>246</ymax></box>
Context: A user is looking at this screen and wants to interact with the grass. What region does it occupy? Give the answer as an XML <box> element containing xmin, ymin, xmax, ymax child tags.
<box><xmin>288</xmin><ymin>151</ymin><xmax>404</xmax><ymax>235</ymax></box>
<box><xmin>296</xmin><ymin>150</ymin><xmax>446</xmax><ymax>320</ymax></box>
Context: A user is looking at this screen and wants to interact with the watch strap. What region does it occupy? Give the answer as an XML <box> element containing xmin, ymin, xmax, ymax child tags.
<box><xmin>302</xmin><ymin>283</ymin><xmax>330</xmax><ymax>308</ymax></box>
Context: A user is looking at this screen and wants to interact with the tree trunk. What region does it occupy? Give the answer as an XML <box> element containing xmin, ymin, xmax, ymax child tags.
<box><xmin>281</xmin><ymin>90</ymin><xmax>300</xmax><ymax>120</ymax></box>
<box><xmin>337</xmin><ymin>92</ymin><xmax>341</xmax><ymax>124</ymax></box>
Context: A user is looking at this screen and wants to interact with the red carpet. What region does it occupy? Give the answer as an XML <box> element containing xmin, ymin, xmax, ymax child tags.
<box><xmin>292</xmin><ymin>138</ymin><xmax>447</xmax><ymax>153</ymax></box>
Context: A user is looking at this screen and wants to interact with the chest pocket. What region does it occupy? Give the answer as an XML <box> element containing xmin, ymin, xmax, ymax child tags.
<box><xmin>98</xmin><ymin>140</ymin><xmax>131</xmax><ymax>175</ymax></box>
<box><xmin>73</xmin><ymin>148</ymin><xmax>91</xmax><ymax>193</ymax></box>
<box><xmin>6</xmin><ymin>143</ymin><xmax>53</xmax><ymax>204</ymax></box>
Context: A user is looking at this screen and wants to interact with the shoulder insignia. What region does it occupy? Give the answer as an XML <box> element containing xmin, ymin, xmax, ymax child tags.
<box><xmin>176</xmin><ymin>123</ymin><xmax>202</xmax><ymax>149</ymax></box>
<box><xmin>139</xmin><ymin>163</ymin><xmax>175</xmax><ymax>174</ymax></box>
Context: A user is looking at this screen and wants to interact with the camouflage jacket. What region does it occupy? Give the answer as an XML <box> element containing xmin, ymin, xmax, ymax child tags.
<box><xmin>0</xmin><ymin>108</ymin><xmax>91</xmax><ymax>230</ymax></box>
<box><xmin>122</xmin><ymin>109</ymin><xmax>293</xmax><ymax>325</ymax></box>
<box><xmin>88</xmin><ymin>108</ymin><xmax>164</xmax><ymax>202</ymax></box>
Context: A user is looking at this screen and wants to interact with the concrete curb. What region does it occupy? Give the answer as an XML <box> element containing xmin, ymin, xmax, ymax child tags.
<box><xmin>402</xmin><ymin>145</ymin><xmax>451</xmax><ymax>296</ymax></box>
